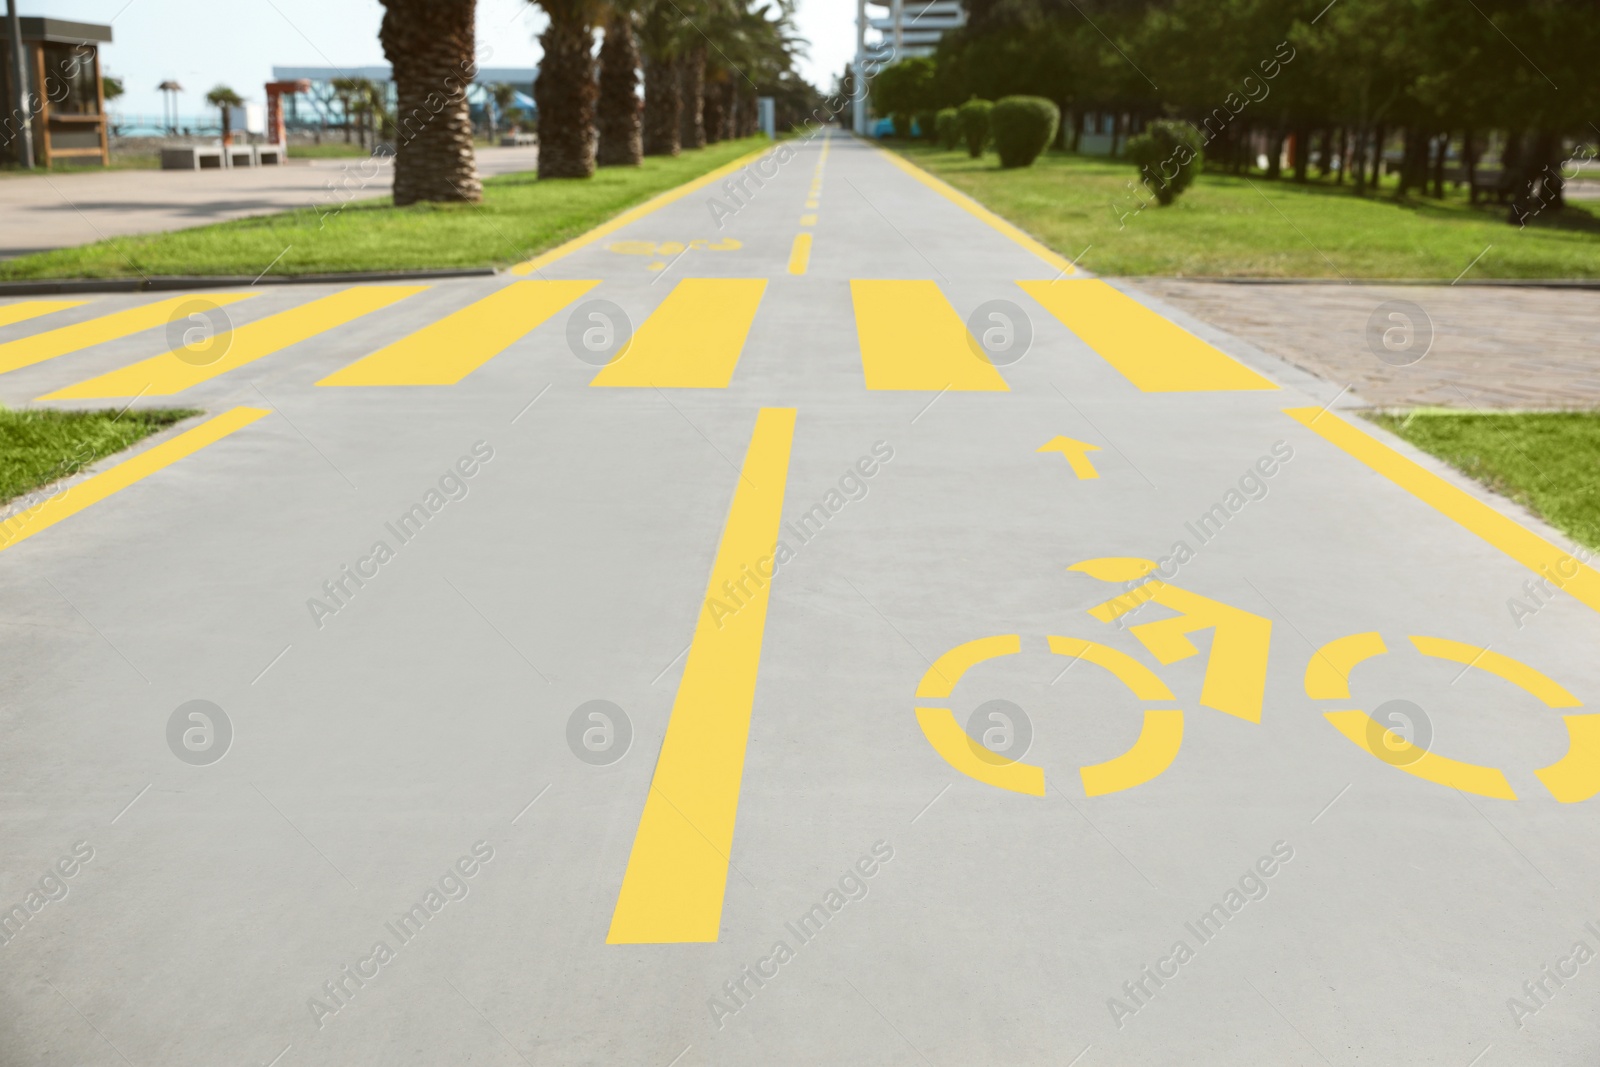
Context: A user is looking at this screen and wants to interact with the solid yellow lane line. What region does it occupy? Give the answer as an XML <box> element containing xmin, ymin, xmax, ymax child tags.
<box><xmin>0</xmin><ymin>293</ymin><xmax>260</xmax><ymax>377</ymax></box>
<box><xmin>41</xmin><ymin>286</ymin><xmax>427</xmax><ymax>400</ymax></box>
<box><xmin>0</xmin><ymin>407</ymin><xmax>270</xmax><ymax>553</ymax></box>
<box><xmin>877</xmin><ymin>147</ymin><xmax>1075</xmax><ymax>275</ymax></box>
<box><xmin>608</xmin><ymin>407</ymin><xmax>797</xmax><ymax>944</ymax></box>
<box><xmin>0</xmin><ymin>300</ymin><xmax>89</xmax><ymax>330</ymax></box>
<box><xmin>1020</xmin><ymin>279</ymin><xmax>1278</xmax><ymax>392</ymax></box>
<box><xmin>851</xmin><ymin>279</ymin><xmax>1009</xmax><ymax>392</ymax></box>
<box><xmin>590</xmin><ymin>278</ymin><xmax>767</xmax><ymax>389</ymax></box>
<box><xmin>318</xmin><ymin>280</ymin><xmax>599</xmax><ymax>386</ymax></box>
<box><xmin>1286</xmin><ymin>406</ymin><xmax>1600</xmax><ymax>618</ymax></box>
<box><xmin>510</xmin><ymin>144</ymin><xmax>777</xmax><ymax>277</ymax></box>
<box><xmin>787</xmin><ymin>233</ymin><xmax>812</xmax><ymax>276</ymax></box>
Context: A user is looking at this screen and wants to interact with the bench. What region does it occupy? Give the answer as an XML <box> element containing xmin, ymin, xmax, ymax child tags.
<box><xmin>160</xmin><ymin>146</ymin><xmax>225</xmax><ymax>170</ymax></box>
<box><xmin>499</xmin><ymin>132</ymin><xmax>537</xmax><ymax>147</ymax></box>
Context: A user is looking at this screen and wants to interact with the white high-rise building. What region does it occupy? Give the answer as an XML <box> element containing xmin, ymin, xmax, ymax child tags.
<box><xmin>853</xmin><ymin>0</ymin><xmax>966</xmax><ymax>134</ymax></box>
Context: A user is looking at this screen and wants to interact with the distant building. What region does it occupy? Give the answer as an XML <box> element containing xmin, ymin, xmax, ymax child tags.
<box><xmin>1</xmin><ymin>16</ymin><xmax>113</xmax><ymax>168</ymax></box>
<box><xmin>852</xmin><ymin>0</ymin><xmax>965</xmax><ymax>134</ymax></box>
<box><xmin>269</xmin><ymin>65</ymin><xmax>538</xmax><ymax>135</ymax></box>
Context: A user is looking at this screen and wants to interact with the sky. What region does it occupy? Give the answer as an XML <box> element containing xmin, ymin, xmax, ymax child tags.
<box><xmin>30</xmin><ymin>0</ymin><xmax>856</xmax><ymax>121</ymax></box>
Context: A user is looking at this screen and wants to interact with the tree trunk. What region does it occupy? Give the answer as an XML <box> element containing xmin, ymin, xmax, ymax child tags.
<box><xmin>678</xmin><ymin>42</ymin><xmax>706</xmax><ymax>149</ymax></box>
<box><xmin>739</xmin><ymin>87</ymin><xmax>757</xmax><ymax>138</ymax></box>
<box><xmin>379</xmin><ymin>0</ymin><xmax>481</xmax><ymax>204</ymax></box>
<box><xmin>1464</xmin><ymin>128</ymin><xmax>1479</xmax><ymax>202</ymax></box>
<box><xmin>1336</xmin><ymin>127</ymin><xmax>1348</xmax><ymax>184</ymax></box>
<box><xmin>643</xmin><ymin>53</ymin><xmax>681</xmax><ymax>156</ymax></box>
<box><xmin>1292</xmin><ymin>125</ymin><xmax>1309</xmax><ymax>181</ymax></box>
<box><xmin>535</xmin><ymin>5</ymin><xmax>597</xmax><ymax>178</ymax></box>
<box><xmin>1266</xmin><ymin>127</ymin><xmax>1285</xmax><ymax>179</ymax></box>
<box><xmin>596</xmin><ymin>10</ymin><xmax>642</xmax><ymax>166</ymax></box>
<box><xmin>1369</xmin><ymin>123</ymin><xmax>1386</xmax><ymax>189</ymax></box>
<box><xmin>1430</xmin><ymin>130</ymin><xmax>1447</xmax><ymax>198</ymax></box>
<box><xmin>702</xmin><ymin>73</ymin><xmax>725</xmax><ymax>145</ymax></box>
<box><xmin>721</xmin><ymin>79</ymin><xmax>736</xmax><ymax>140</ymax></box>
<box><xmin>1069</xmin><ymin>108</ymin><xmax>1082</xmax><ymax>153</ymax></box>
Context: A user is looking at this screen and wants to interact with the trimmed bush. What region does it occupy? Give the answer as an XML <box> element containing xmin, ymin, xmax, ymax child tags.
<box><xmin>990</xmin><ymin>96</ymin><xmax>1060</xmax><ymax>169</ymax></box>
<box><xmin>1125</xmin><ymin>119</ymin><xmax>1205</xmax><ymax>205</ymax></box>
<box><xmin>915</xmin><ymin>110</ymin><xmax>938</xmax><ymax>140</ymax></box>
<box><xmin>957</xmin><ymin>98</ymin><xmax>993</xmax><ymax>158</ymax></box>
<box><xmin>935</xmin><ymin>107</ymin><xmax>960</xmax><ymax>150</ymax></box>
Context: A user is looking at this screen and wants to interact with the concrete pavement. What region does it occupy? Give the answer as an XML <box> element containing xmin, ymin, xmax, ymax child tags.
<box><xmin>1</xmin><ymin>130</ymin><xmax>1599</xmax><ymax>1066</ymax></box>
<box><xmin>0</xmin><ymin>146</ymin><xmax>539</xmax><ymax>259</ymax></box>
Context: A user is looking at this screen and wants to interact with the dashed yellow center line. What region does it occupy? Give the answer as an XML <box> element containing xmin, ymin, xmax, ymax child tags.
<box><xmin>799</xmin><ymin>213</ymin><xmax>817</xmax><ymax>226</ymax></box>
<box><xmin>0</xmin><ymin>407</ymin><xmax>270</xmax><ymax>553</ymax></box>
<box><xmin>589</xmin><ymin>278</ymin><xmax>767</xmax><ymax>388</ymax></box>
<box><xmin>607</xmin><ymin>407</ymin><xmax>797</xmax><ymax>944</ymax></box>
<box><xmin>787</xmin><ymin>233</ymin><xmax>813</xmax><ymax>275</ymax></box>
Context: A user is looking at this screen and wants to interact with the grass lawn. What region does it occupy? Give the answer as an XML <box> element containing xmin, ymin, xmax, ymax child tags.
<box><xmin>0</xmin><ymin>408</ymin><xmax>199</xmax><ymax>507</ymax></box>
<box><xmin>1368</xmin><ymin>411</ymin><xmax>1600</xmax><ymax>550</ymax></box>
<box><xmin>894</xmin><ymin>144</ymin><xmax>1600</xmax><ymax>279</ymax></box>
<box><xmin>0</xmin><ymin>137</ymin><xmax>768</xmax><ymax>280</ymax></box>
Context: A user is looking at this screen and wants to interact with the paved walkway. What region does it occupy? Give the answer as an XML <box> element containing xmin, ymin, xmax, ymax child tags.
<box><xmin>0</xmin><ymin>146</ymin><xmax>540</xmax><ymax>259</ymax></box>
<box><xmin>0</xmin><ymin>132</ymin><xmax>1597</xmax><ymax>1066</ymax></box>
<box><xmin>1134</xmin><ymin>278</ymin><xmax>1600</xmax><ymax>409</ymax></box>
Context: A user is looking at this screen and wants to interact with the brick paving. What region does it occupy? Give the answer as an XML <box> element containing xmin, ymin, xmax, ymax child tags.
<box><xmin>1130</xmin><ymin>279</ymin><xmax>1600</xmax><ymax>409</ymax></box>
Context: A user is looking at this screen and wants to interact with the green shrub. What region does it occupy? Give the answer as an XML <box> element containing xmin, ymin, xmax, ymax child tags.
<box><xmin>1125</xmin><ymin>119</ymin><xmax>1205</xmax><ymax>205</ymax></box>
<box><xmin>935</xmin><ymin>107</ymin><xmax>960</xmax><ymax>150</ymax></box>
<box><xmin>891</xmin><ymin>112</ymin><xmax>912</xmax><ymax>139</ymax></box>
<box><xmin>957</xmin><ymin>98</ymin><xmax>994</xmax><ymax>158</ymax></box>
<box><xmin>990</xmin><ymin>96</ymin><xmax>1059</xmax><ymax>168</ymax></box>
<box><xmin>915</xmin><ymin>110</ymin><xmax>938</xmax><ymax>140</ymax></box>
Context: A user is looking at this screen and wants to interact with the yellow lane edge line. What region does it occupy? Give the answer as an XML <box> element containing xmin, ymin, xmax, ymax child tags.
<box><xmin>0</xmin><ymin>407</ymin><xmax>271</xmax><ymax>553</ymax></box>
<box><xmin>510</xmin><ymin>143</ymin><xmax>778</xmax><ymax>277</ymax></box>
<box><xmin>607</xmin><ymin>407</ymin><xmax>797</xmax><ymax>944</ymax></box>
<box><xmin>875</xmin><ymin>144</ymin><xmax>1075</xmax><ymax>275</ymax></box>
<box><xmin>1285</xmin><ymin>407</ymin><xmax>1600</xmax><ymax>619</ymax></box>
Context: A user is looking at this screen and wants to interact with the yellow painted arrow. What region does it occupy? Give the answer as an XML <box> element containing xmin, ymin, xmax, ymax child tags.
<box><xmin>1037</xmin><ymin>436</ymin><xmax>1102</xmax><ymax>480</ymax></box>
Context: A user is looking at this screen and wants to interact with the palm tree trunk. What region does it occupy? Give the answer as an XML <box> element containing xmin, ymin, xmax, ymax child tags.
<box><xmin>536</xmin><ymin>4</ymin><xmax>597</xmax><ymax>178</ymax></box>
<box><xmin>643</xmin><ymin>53</ymin><xmax>681</xmax><ymax>156</ymax></box>
<box><xmin>702</xmin><ymin>73</ymin><xmax>724</xmax><ymax>145</ymax></box>
<box><xmin>678</xmin><ymin>42</ymin><xmax>706</xmax><ymax>149</ymax></box>
<box><xmin>597</xmin><ymin>10</ymin><xmax>643</xmax><ymax>166</ymax></box>
<box><xmin>378</xmin><ymin>0</ymin><xmax>482</xmax><ymax>204</ymax></box>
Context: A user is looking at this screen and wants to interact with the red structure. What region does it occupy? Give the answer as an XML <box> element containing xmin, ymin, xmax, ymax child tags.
<box><xmin>264</xmin><ymin>79</ymin><xmax>310</xmax><ymax>147</ymax></box>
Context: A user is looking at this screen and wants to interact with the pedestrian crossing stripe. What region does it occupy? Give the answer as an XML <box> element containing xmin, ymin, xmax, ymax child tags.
<box><xmin>1020</xmin><ymin>280</ymin><xmax>1278</xmax><ymax>392</ymax></box>
<box><xmin>0</xmin><ymin>300</ymin><xmax>89</xmax><ymax>330</ymax></box>
<box><xmin>0</xmin><ymin>293</ymin><xmax>260</xmax><ymax>377</ymax></box>
<box><xmin>589</xmin><ymin>278</ymin><xmax>767</xmax><ymax>389</ymax></box>
<box><xmin>852</xmin><ymin>279</ymin><xmax>1009</xmax><ymax>392</ymax></box>
<box><xmin>39</xmin><ymin>286</ymin><xmax>427</xmax><ymax>400</ymax></box>
<box><xmin>318</xmin><ymin>280</ymin><xmax>600</xmax><ymax>386</ymax></box>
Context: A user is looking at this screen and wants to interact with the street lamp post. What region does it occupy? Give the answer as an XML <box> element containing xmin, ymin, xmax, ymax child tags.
<box><xmin>5</xmin><ymin>0</ymin><xmax>34</xmax><ymax>168</ymax></box>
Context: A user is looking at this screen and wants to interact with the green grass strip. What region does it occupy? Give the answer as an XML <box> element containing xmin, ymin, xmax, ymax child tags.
<box><xmin>0</xmin><ymin>407</ymin><xmax>200</xmax><ymax>505</ymax></box>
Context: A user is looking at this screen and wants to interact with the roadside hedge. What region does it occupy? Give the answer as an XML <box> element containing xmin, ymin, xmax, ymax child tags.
<box><xmin>991</xmin><ymin>96</ymin><xmax>1059</xmax><ymax>168</ymax></box>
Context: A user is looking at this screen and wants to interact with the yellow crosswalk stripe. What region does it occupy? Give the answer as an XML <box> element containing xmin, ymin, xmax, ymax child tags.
<box><xmin>0</xmin><ymin>407</ymin><xmax>270</xmax><ymax>553</ymax></box>
<box><xmin>318</xmin><ymin>280</ymin><xmax>599</xmax><ymax>386</ymax></box>
<box><xmin>1019</xmin><ymin>279</ymin><xmax>1277</xmax><ymax>392</ymax></box>
<box><xmin>0</xmin><ymin>293</ymin><xmax>260</xmax><ymax>377</ymax></box>
<box><xmin>589</xmin><ymin>278</ymin><xmax>767</xmax><ymax>389</ymax></box>
<box><xmin>608</xmin><ymin>407</ymin><xmax>796</xmax><ymax>943</ymax></box>
<box><xmin>787</xmin><ymin>233</ymin><xmax>812</xmax><ymax>275</ymax></box>
<box><xmin>39</xmin><ymin>286</ymin><xmax>426</xmax><ymax>400</ymax></box>
<box><xmin>851</xmin><ymin>279</ymin><xmax>1009</xmax><ymax>391</ymax></box>
<box><xmin>0</xmin><ymin>300</ymin><xmax>89</xmax><ymax>330</ymax></box>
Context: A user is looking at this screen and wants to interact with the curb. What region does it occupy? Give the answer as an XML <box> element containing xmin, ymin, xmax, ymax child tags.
<box><xmin>0</xmin><ymin>267</ymin><xmax>499</xmax><ymax>297</ymax></box>
<box><xmin>1132</xmin><ymin>276</ymin><xmax>1600</xmax><ymax>291</ymax></box>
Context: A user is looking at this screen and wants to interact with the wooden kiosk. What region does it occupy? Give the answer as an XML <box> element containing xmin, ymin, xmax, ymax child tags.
<box><xmin>0</xmin><ymin>17</ymin><xmax>113</xmax><ymax>168</ymax></box>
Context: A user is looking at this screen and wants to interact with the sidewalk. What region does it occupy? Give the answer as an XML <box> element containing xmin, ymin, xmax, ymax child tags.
<box><xmin>1132</xmin><ymin>277</ymin><xmax>1600</xmax><ymax>409</ymax></box>
<box><xmin>0</xmin><ymin>146</ymin><xmax>539</xmax><ymax>259</ymax></box>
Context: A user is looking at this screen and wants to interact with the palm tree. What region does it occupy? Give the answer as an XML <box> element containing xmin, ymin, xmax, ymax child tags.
<box><xmin>597</xmin><ymin>5</ymin><xmax>643</xmax><ymax>165</ymax></box>
<box><xmin>205</xmin><ymin>85</ymin><xmax>243</xmax><ymax>145</ymax></box>
<box><xmin>534</xmin><ymin>0</ymin><xmax>600</xmax><ymax>177</ymax></box>
<box><xmin>678</xmin><ymin>40</ymin><xmax>708</xmax><ymax>149</ymax></box>
<box><xmin>638</xmin><ymin>0</ymin><xmax>683</xmax><ymax>155</ymax></box>
<box><xmin>377</xmin><ymin>0</ymin><xmax>481</xmax><ymax>205</ymax></box>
